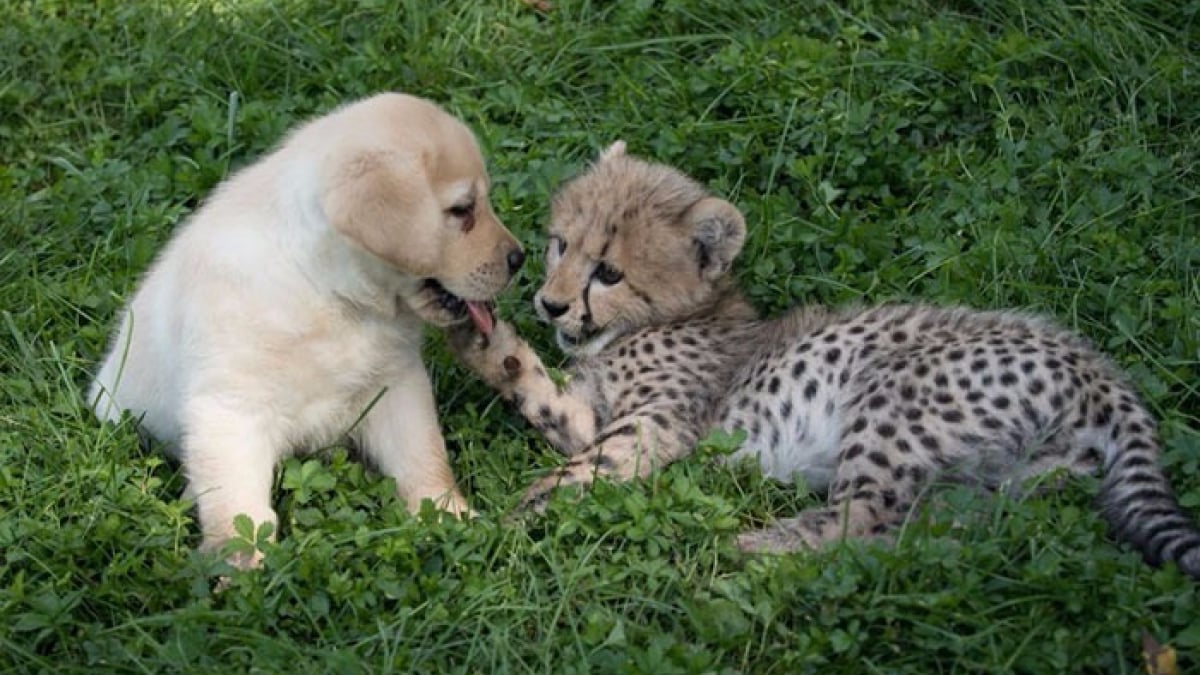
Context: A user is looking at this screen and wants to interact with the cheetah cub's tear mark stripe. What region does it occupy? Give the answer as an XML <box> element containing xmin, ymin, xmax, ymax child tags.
<box><xmin>450</xmin><ymin>145</ymin><xmax>1200</xmax><ymax>579</ymax></box>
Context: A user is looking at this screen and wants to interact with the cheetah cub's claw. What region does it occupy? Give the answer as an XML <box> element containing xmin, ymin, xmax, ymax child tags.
<box><xmin>448</xmin><ymin>316</ymin><xmax>524</xmax><ymax>388</ymax></box>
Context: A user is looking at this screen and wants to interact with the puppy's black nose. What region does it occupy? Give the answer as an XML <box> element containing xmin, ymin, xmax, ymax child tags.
<box><xmin>540</xmin><ymin>298</ymin><xmax>568</xmax><ymax>318</ymax></box>
<box><xmin>507</xmin><ymin>248</ymin><xmax>526</xmax><ymax>275</ymax></box>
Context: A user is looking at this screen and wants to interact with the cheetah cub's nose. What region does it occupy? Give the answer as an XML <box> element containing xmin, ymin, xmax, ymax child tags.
<box><xmin>541</xmin><ymin>297</ymin><xmax>569</xmax><ymax>318</ymax></box>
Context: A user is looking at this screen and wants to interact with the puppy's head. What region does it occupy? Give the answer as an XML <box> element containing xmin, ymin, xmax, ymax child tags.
<box><xmin>319</xmin><ymin>93</ymin><xmax>523</xmax><ymax>329</ymax></box>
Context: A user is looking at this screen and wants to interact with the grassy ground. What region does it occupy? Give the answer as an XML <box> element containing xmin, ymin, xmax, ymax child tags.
<box><xmin>2</xmin><ymin>0</ymin><xmax>1199</xmax><ymax>671</ymax></box>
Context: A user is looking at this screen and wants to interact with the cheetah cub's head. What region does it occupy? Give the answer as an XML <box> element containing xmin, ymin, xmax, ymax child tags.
<box><xmin>535</xmin><ymin>141</ymin><xmax>746</xmax><ymax>356</ymax></box>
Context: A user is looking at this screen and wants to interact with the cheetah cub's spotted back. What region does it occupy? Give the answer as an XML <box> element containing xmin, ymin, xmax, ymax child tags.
<box><xmin>450</xmin><ymin>142</ymin><xmax>1200</xmax><ymax>578</ymax></box>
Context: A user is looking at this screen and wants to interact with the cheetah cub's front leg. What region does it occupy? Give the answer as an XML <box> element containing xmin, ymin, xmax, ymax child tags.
<box><xmin>450</xmin><ymin>320</ymin><xmax>689</xmax><ymax>512</ymax></box>
<box><xmin>448</xmin><ymin>319</ymin><xmax>597</xmax><ymax>457</ymax></box>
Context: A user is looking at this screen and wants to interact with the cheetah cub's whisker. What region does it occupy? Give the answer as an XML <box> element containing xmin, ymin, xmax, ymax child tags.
<box><xmin>449</xmin><ymin>142</ymin><xmax>1200</xmax><ymax>578</ymax></box>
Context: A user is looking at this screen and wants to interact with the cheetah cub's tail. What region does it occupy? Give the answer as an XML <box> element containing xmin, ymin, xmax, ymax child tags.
<box><xmin>1098</xmin><ymin>417</ymin><xmax>1200</xmax><ymax>578</ymax></box>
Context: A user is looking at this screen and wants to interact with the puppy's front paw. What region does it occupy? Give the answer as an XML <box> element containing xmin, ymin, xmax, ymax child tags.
<box><xmin>411</xmin><ymin>490</ymin><xmax>477</xmax><ymax>520</ymax></box>
<box><xmin>448</xmin><ymin>318</ymin><xmax>525</xmax><ymax>388</ymax></box>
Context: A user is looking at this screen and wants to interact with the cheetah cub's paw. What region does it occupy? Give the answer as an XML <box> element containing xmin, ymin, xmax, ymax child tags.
<box><xmin>737</xmin><ymin>507</ymin><xmax>898</xmax><ymax>554</ymax></box>
<box><xmin>736</xmin><ymin>508</ymin><xmax>859</xmax><ymax>554</ymax></box>
<box><xmin>518</xmin><ymin>469</ymin><xmax>579</xmax><ymax>514</ymax></box>
<box><xmin>447</xmin><ymin>317</ymin><xmax>525</xmax><ymax>388</ymax></box>
<box><xmin>735</xmin><ymin>520</ymin><xmax>824</xmax><ymax>555</ymax></box>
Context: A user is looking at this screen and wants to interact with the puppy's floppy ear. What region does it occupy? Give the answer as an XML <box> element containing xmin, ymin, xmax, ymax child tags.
<box><xmin>686</xmin><ymin>197</ymin><xmax>745</xmax><ymax>281</ymax></box>
<box><xmin>597</xmin><ymin>140</ymin><xmax>627</xmax><ymax>162</ymax></box>
<box><xmin>322</xmin><ymin>150</ymin><xmax>440</xmax><ymax>275</ymax></box>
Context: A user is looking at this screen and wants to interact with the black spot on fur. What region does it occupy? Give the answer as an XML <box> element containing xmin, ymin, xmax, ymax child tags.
<box><xmin>594</xmin><ymin>423</ymin><xmax>636</xmax><ymax>445</ymax></box>
<box><xmin>941</xmin><ymin>409</ymin><xmax>964</xmax><ymax>423</ymax></box>
<box><xmin>852</xmin><ymin>475</ymin><xmax>878</xmax><ymax>489</ymax></box>
<box><xmin>867</xmin><ymin>451</ymin><xmax>891</xmax><ymax>468</ymax></box>
<box><xmin>792</xmin><ymin>360</ymin><xmax>807</xmax><ymax>379</ymax></box>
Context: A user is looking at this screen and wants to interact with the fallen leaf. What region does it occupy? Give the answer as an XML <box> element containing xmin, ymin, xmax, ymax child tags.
<box><xmin>1142</xmin><ymin>629</ymin><xmax>1178</xmax><ymax>675</ymax></box>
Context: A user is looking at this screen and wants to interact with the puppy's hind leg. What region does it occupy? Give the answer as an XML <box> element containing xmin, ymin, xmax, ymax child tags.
<box><xmin>357</xmin><ymin>365</ymin><xmax>471</xmax><ymax>517</ymax></box>
<box><xmin>182</xmin><ymin>396</ymin><xmax>280</xmax><ymax>568</ymax></box>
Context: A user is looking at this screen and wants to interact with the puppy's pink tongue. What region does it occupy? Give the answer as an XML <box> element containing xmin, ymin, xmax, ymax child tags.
<box><xmin>466</xmin><ymin>301</ymin><xmax>494</xmax><ymax>335</ymax></box>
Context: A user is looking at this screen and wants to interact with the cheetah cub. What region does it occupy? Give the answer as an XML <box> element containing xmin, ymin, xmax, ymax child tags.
<box><xmin>451</xmin><ymin>142</ymin><xmax>1200</xmax><ymax>577</ymax></box>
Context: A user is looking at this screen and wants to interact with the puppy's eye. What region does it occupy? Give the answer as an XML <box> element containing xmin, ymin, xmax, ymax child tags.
<box><xmin>593</xmin><ymin>261</ymin><xmax>623</xmax><ymax>286</ymax></box>
<box><xmin>547</xmin><ymin>236</ymin><xmax>566</xmax><ymax>259</ymax></box>
<box><xmin>447</xmin><ymin>202</ymin><xmax>475</xmax><ymax>232</ymax></box>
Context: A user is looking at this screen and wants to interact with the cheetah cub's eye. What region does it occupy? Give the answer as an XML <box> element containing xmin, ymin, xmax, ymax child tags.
<box><xmin>593</xmin><ymin>261</ymin><xmax>624</xmax><ymax>286</ymax></box>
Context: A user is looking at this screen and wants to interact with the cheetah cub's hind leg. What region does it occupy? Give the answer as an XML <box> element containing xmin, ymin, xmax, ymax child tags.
<box><xmin>736</xmin><ymin>456</ymin><xmax>925</xmax><ymax>554</ymax></box>
<box><xmin>737</xmin><ymin>378</ymin><xmax>965</xmax><ymax>554</ymax></box>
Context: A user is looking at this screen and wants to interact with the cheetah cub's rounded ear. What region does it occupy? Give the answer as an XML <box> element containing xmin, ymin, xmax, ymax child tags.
<box><xmin>687</xmin><ymin>197</ymin><xmax>745</xmax><ymax>281</ymax></box>
<box><xmin>597</xmin><ymin>140</ymin><xmax>627</xmax><ymax>162</ymax></box>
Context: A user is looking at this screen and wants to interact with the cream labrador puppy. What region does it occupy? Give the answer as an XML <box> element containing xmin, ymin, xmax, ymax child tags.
<box><xmin>89</xmin><ymin>92</ymin><xmax>522</xmax><ymax>563</ymax></box>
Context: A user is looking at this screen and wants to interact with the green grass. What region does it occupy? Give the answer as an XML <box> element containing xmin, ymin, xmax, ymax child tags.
<box><xmin>2</xmin><ymin>0</ymin><xmax>1199</xmax><ymax>671</ymax></box>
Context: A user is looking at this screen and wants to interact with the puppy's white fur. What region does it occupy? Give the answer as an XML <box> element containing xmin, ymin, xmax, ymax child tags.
<box><xmin>89</xmin><ymin>93</ymin><xmax>522</xmax><ymax>562</ymax></box>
